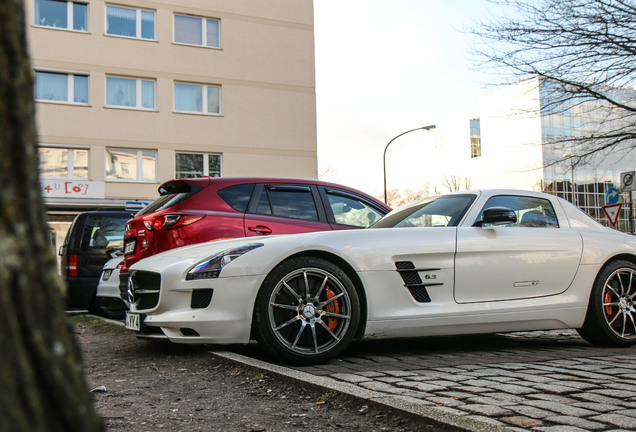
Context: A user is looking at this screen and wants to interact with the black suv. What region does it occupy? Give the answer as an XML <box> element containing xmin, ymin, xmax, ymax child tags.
<box><xmin>59</xmin><ymin>210</ymin><xmax>132</xmax><ymax>316</ymax></box>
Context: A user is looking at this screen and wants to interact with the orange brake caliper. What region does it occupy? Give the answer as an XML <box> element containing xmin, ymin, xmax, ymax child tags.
<box><xmin>324</xmin><ymin>287</ymin><xmax>340</xmax><ymax>331</ymax></box>
<box><xmin>605</xmin><ymin>292</ymin><xmax>614</xmax><ymax>316</ymax></box>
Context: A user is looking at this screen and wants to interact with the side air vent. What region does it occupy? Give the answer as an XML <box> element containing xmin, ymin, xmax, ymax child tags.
<box><xmin>395</xmin><ymin>261</ymin><xmax>442</xmax><ymax>303</ymax></box>
<box><xmin>191</xmin><ymin>289</ymin><xmax>214</xmax><ymax>309</ymax></box>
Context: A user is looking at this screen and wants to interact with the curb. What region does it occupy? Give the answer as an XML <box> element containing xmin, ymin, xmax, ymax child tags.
<box><xmin>211</xmin><ymin>349</ymin><xmax>510</xmax><ymax>432</ymax></box>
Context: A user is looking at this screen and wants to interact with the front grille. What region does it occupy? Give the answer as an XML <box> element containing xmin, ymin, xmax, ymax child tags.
<box><xmin>129</xmin><ymin>270</ymin><xmax>161</xmax><ymax>310</ymax></box>
<box><xmin>191</xmin><ymin>289</ymin><xmax>214</xmax><ymax>309</ymax></box>
<box><xmin>395</xmin><ymin>261</ymin><xmax>436</xmax><ymax>303</ymax></box>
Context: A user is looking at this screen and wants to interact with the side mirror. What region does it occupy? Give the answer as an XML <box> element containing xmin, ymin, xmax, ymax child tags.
<box><xmin>474</xmin><ymin>207</ymin><xmax>517</xmax><ymax>227</ymax></box>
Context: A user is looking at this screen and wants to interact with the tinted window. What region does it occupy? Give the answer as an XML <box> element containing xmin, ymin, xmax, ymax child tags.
<box><xmin>476</xmin><ymin>195</ymin><xmax>559</xmax><ymax>228</ymax></box>
<box><xmin>326</xmin><ymin>191</ymin><xmax>384</xmax><ymax>227</ymax></box>
<box><xmin>79</xmin><ymin>215</ymin><xmax>130</xmax><ymax>250</ymax></box>
<box><xmin>218</xmin><ymin>183</ymin><xmax>255</xmax><ymax>212</ymax></box>
<box><xmin>137</xmin><ymin>181</ymin><xmax>202</xmax><ymax>216</ymax></box>
<box><xmin>373</xmin><ymin>194</ymin><xmax>476</xmax><ymax>228</ymax></box>
<box><xmin>253</xmin><ymin>186</ymin><xmax>318</xmax><ymax>221</ymax></box>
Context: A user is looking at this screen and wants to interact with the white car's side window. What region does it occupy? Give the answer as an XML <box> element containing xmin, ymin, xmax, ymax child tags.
<box><xmin>478</xmin><ymin>195</ymin><xmax>559</xmax><ymax>228</ymax></box>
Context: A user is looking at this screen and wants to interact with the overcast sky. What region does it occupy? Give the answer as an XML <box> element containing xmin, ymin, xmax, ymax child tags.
<box><xmin>313</xmin><ymin>0</ymin><xmax>500</xmax><ymax>197</ymax></box>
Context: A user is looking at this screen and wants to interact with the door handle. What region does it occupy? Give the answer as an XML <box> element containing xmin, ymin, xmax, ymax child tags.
<box><xmin>248</xmin><ymin>225</ymin><xmax>272</xmax><ymax>235</ymax></box>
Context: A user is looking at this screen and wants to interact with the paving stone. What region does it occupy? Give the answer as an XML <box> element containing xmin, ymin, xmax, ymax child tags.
<box><xmin>384</xmin><ymin>369</ymin><xmax>418</xmax><ymax>377</ymax></box>
<box><xmin>357</xmin><ymin>371</ymin><xmax>385</xmax><ymax>378</ymax></box>
<box><xmin>482</xmin><ymin>392</ymin><xmax>526</xmax><ymax>404</ymax></box>
<box><xmin>490</xmin><ymin>382</ymin><xmax>539</xmax><ymax>395</ymax></box>
<box><xmin>466</xmin><ymin>395</ymin><xmax>507</xmax><ymax>406</ymax></box>
<box><xmin>615</xmin><ymin>408</ymin><xmax>636</xmax><ymax>417</ymax></box>
<box><xmin>461</xmin><ymin>403</ymin><xmax>514</xmax><ymax>417</ymax></box>
<box><xmin>436</xmin><ymin>391</ymin><xmax>475</xmax><ymax>400</ymax></box>
<box><xmin>524</xmin><ymin>400</ymin><xmax>596</xmax><ymax>417</ymax></box>
<box><xmin>590</xmin><ymin>413</ymin><xmax>636</xmax><ymax>428</ymax></box>
<box><xmin>535</xmin><ymin>426</ymin><xmax>588</xmax><ymax>432</ymax></box>
<box><xmin>501</xmin><ymin>416</ymin><xmax>544</xmax><ymax>428</ymax></box>
<box><xmin>453</xmin><ymin>385</ymin><xmax>495</xmax><ymax>394</ymax></box>
<box><xmin>572</xmin><ymin>402</ymin><xmax>621</xmax><ymax>412</ymax></box>
<box><xmin>330</xmin><ymin>373</ymin><xmax>369</xmax><ymax>383</ymax></box>
<box><xmin>465</xmin><ymin>415</ymin><xmax>506</xmax><ymax>426</ymax></box>
<box><xmin>544</xmin><ymin>415</ymin><xmax>606</xmax><ymax>430</ymax></box>
<box><xmin>359</xmin><ymin>381</ymin><xmax>408</xmax><ymax>394</ymax></box>
<box><xmin>591</xmin><ymin>389</ymin><xmax>635</xmax><ymax>398</ymax></box>
<box><xmin>375</xmin><ymin>376</ymin><xmax>405</xmax><ymax>384</ymax></box>
<box><xmin>395</xmin><ymin>381</ymin><xmax>445</xmax><ymax>392</ymax></box>
<box><xmin>427</xmin><ymin>405</ymin><xmax>467</xmax><ymax>417</ymax></box>
<box><xmin>573</xmin><ymin>392</ymin><xmax>624</xmax><ymax>405</ymax></box>
<box><xmin>424</xmin><ymin>396</ymin><xmax>465</xmax><ymax>407</ymax></box>
<box><xmin>527</xmin><ymin>383</ymin><xmax>580</xmax><ymax>394</ymax></box>
<box><xmin>507</xmin><ymin>404</ymin><xmax>555</xmax><ymax>419</ymax></box>
<box><xmin>606</xmin><ymin>382</ymin><xmax>636</xmax><ymax>392</ymax></box>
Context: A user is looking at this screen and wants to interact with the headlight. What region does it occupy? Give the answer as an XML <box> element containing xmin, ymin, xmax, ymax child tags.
<box><xmin>186</xmin><ymin>244</ymin><xmax>263</xmax><ymax>280</ymax></box>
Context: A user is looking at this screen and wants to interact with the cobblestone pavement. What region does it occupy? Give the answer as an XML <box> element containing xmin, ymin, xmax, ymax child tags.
<box><xmin>221</xmin><ymin>330</ymin><xmax>636</xmax><ymax>431</ymax></box>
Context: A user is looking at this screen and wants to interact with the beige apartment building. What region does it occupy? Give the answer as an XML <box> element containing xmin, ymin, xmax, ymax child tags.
<box><xmin>26</xmin><ymin>0</ymin><xmax>317</xmax><ymax>247</ymax></box>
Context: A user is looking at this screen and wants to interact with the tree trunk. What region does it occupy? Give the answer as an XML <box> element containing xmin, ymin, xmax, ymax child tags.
<box><xmin>0</xmin><ymin>1</ymin><xmax>104</xmax><ymax>431</ymax></box>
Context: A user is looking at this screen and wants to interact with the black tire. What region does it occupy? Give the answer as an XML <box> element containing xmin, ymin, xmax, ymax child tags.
<box><xmin>254</xmin><ymin>257</ymin><xmax>360</xmax><ymax>365</ymax></box>
<box><xmin>577</xmin><ymin>260</ymin><xmax>636</xmax><ymax>347</ymax></box>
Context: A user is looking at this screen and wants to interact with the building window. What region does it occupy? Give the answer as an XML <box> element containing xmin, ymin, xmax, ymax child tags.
<box><xmin>34</xmin><ymin>0</ymin><xmax>88</xmax><ymax>31</ymax></box>
<box><xmin>174</xmin><ymin>83</ymin><xmax>220</xmax><ymax>114</ymax></box>
<box><xmin>105</xmin><ymin>148</ymin><xmax>156</xmax><ymax>181</ymax></box>
<box><xmin>106</xmin><ymin>76</ymin><xmax>155</xmax><ymax>109</ymax></box>
<box><xmin>106</xmin><ymin>5</ymin><xmax>155</xmax><ymax>40</ymax></box>
<box><xmin>470</xmin><ymin>118</ymin><xmax>481</xmax><ymax>158</ymax></box>
<box><xmin>35</xmin><ymin>70</ymin><xmax>88</xmax><ymax>104</ymax></box>
<box><xmin>175</xmin><ymin>153</ymin><xmax>221</xmax><ymax>178</ymax></box>
<box><xmin>39</xmin><ymin>146</ymin><xmax>88</xmax><ymax>178</ymax></box>
<box><xmin>174</xmin><ymin>14</ymin><xmax>220</xmax><ymax>48</ymax></box>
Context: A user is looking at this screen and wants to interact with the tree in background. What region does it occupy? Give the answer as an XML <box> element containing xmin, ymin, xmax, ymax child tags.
<box><xmin>0</xmin><ymin>1</ymin><xmax>103</xmax><ymax>430</ymax></box>
<box><xmin>473</xmin><ymin>0</ymin><xmax>636</xmax><ymax>162</ymax></box>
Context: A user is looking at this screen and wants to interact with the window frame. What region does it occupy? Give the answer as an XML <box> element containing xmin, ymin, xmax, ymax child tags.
<box><xmin>476</xmin><ymin>195</ymin><xmax>560</xmax><ymax>228</ymax></box>
<box><xmin>33</xmin><ymin>0</ymin><xmax>89</xmax><ymax>32</ymax></box>
<box><xmin>247</xmin><ymin>184</ymin><xmax>328</xmax><ymax>223</ymax></box>
<box><xmin>105</xmin><ymin>148</ymin><xmax>157</xmax><ymax>182</ymax></box>
<box><xmin>34</xmin><ymin>68</ymin><xmax>90</xmax><ymax>105</ymax></box>
<box><xmin>319</xmin><ymin>187</ymin><xmax>388</xmax><ymax>228</ymax></box>
<box><xmin>104</xmin><ymin>4</ymin><xmax>156</xmax><ymax>40</ymax></box>
<box><xmin>173</xmin><ymin>13</ymin><xmax>221</xmax><ymax>48</ymax></box>
<box><xmin>38</xmin><ymin>145</ymin><xmax>90</xmax><ymax>179</ymax></box>
<box><xmin>105</xmin><ymin>75</ymin><xmax>156</xmax><ymax>110</ymax></box>
<box><xmin>173</xmin><ymin>82</ymin><xmax>221</xmax><ymax>115</ymax></box>
<box><xmin>175</xmin><ymin>152</ymin><xmax>222</xmax><ymax>178</ymax></box>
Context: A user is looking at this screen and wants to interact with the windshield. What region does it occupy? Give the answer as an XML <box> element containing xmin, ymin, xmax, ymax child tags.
<box><xmin>371</xmin><ymin>194</ymin><xmax>476</xmax><ymax>228</ymax></box>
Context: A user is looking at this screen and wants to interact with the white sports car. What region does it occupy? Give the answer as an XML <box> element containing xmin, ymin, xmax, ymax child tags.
<box><xmin>125</xmin><ymin>190</ymin><xmax>636</xmax><ymax>364</ymax></box>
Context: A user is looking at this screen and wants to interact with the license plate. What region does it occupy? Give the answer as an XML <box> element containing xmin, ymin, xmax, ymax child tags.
<box><xmin>124</xmin><ymin>240</ymin><xmax>136</xmax><ymax>255</ymax></box>
<box><xmin>125</xmin><ymin>312</ymin><xmax>140</xmax><ymax>331</ymax></box>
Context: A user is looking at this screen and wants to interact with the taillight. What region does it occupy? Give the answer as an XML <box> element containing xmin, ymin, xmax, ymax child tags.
<box><xmin>66</xmin><ymin>254</ymin><xmax>78</xmax><ymax>277</ymax></box>
<box><xmin>142</xmin><ymin>214</ymin><xmax>205</xmax><ymax>230</ymax></box>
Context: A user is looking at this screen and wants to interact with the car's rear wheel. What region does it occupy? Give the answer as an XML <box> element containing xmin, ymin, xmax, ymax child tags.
<box><xmin>254</xmin><ymin>257</ymin><xmax>360</xmax><ymax>365</ymax></box>
<box><xmin>577</xmin><ymin>260</ymin><xmax>636</xmax><ymax>347</ymax></box>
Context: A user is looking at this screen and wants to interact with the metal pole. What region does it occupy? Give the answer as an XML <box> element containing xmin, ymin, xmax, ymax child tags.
<box><xmin>383</xmin><ymin>125</ymin><xmax>435</xmax><ymax>204</ymax></box>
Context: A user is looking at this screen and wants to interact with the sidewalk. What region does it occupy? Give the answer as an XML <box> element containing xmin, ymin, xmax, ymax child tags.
<box><xmin>216</xmin><ymin>330</ymin><xmax>636</xmax><ymax>431</ymax></box>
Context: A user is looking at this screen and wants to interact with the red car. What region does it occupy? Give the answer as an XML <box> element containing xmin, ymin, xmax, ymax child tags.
<box><xmin>119</xmin><ymin>177</ymin><xmax>390</xmax><ymax>300</ymax></box>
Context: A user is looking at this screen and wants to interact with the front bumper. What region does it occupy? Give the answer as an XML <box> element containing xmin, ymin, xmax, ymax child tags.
<box><xmin>129</xmin><ymin>273</ymin><xmax>264</xmax><ymax>345</ymax></box>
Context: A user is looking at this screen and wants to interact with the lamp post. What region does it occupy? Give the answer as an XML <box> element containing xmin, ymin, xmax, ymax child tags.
<box><xmin>383</xmin><ymin>125</ymin><xmax>436</xmax><ymax>204</ymax></box>
<box><xmin>563</xmin><ymin>153</ymin><xmax>579</xmax><ymax>206</ymax></box>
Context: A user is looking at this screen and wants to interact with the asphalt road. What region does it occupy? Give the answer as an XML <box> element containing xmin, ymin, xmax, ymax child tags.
<box><xmin>219</xmin><ymin>330</ymin><xmax>636</xmax><ymax>431</ymax></box>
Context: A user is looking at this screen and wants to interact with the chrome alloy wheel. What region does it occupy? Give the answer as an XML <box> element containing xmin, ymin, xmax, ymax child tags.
<box><xmin>267</xmin><ymin>267</ymin><xmax>352</xmax><ymax>355</ymax></box>
<box><xmin>601</xmin><ymin>268</ymin><xmax>636</xmax><ymax>340</ymax></box>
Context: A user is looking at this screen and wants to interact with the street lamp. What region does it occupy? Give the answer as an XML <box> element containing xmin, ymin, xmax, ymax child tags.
<box><xmin>563</xmin><ymin>153</ymin><xmax>579</xmax><ymax>206</ymax></box>
<box><xmin>383</xmin><ymin>125</ymin><xmax>436</xmax><ymax>204</ymax></box>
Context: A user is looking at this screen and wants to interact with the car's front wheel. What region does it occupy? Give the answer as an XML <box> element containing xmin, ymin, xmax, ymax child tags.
<box><xmin>254</xmin><ymin>257</ymin><xmax>360</xmax><ymax>365</ymax></box>
<box><xmin>577</xmin><ymin>260</ymin><xmax>636</xmax><ymax>347</ymax></box>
